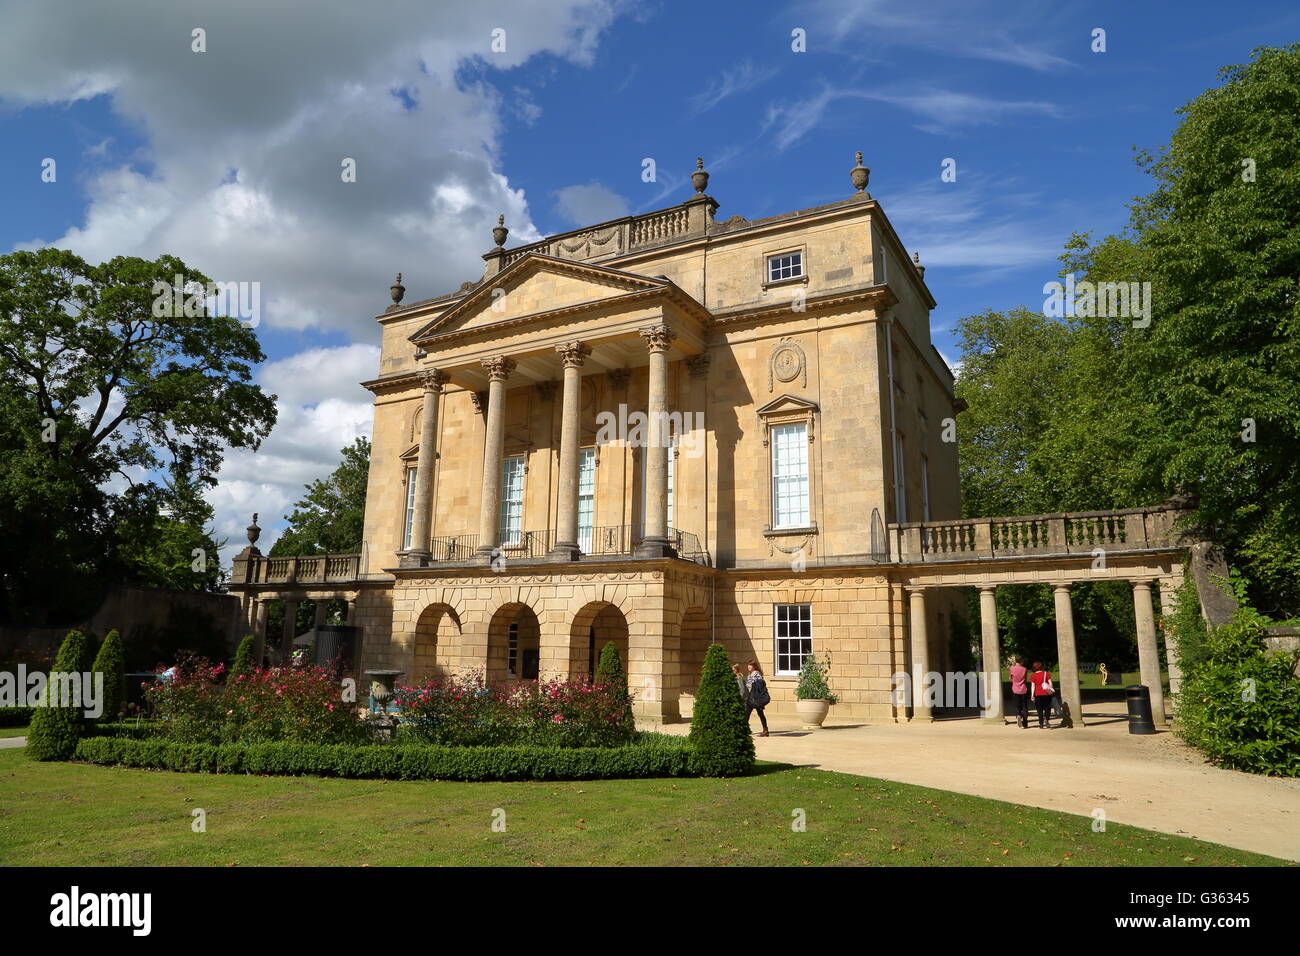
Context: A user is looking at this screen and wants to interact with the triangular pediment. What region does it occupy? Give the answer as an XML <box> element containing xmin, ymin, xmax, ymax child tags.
<box><xmin>411</xmin><ymin>254</ymin><xmax>668</xmax><ymax>343</ymax></box>
<box><xmin>755</xmin><ymin>394</ymin><xmax>819</xmax><ymax>417</ymax></box>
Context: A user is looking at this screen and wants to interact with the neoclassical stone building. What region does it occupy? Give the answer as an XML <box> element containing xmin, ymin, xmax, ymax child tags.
<box><xmin>231</xmin><ymin>155</ymin><xmax>1188</xmax><ymax>726</ymax></box>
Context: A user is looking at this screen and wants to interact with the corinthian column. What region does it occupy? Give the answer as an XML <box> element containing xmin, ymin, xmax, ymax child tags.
<box><xmin>635</xmin><ymin>324</ymin><xmax>675</xmax><ymax>558</ymax></box>
<box><xmin>476</xmin><ymin>355</ymin><xmax>516</xmax><ymax>560</ymax></box>
<box><xmin>400</xmin><ymin>368</ymin><xmax>447</xmax><ymax>567</ymax></box>
<box><xmin>551</xmin><ymin>341</ymin><xmax>591</xmax><ymax>560</ymax></box>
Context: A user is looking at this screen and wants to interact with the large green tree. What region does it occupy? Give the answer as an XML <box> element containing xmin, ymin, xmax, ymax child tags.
<box><xmin>0</xmin><ymin>248</ymin><xmax>276</xmax><ymax>624</ymax></box>
<box><xmin>1066</xmin><ymin>44</ymin><xmax>1300</xmax><ymax>616</ymax></box>
<box><xmin>956</xmin><ymin>44</ymin><xmax>1300</xmax><ymax>623</ymax></box>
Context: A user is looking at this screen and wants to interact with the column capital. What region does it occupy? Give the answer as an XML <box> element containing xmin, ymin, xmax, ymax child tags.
<box><xmin>556</xmin><ymin>341</ymin><xmax>592</xmax><ymax>368</ymax></box>
<box><xmin>481</xmin><ymin>355</ymin><xmax>517</xmax><ymax>381</ymax></box>
<box><xmin>1130</xmin><ymin>578</ymin><xmax>1156</xmax><ymax>590</ymax></box>
<box><xmin>978</xmin><ymin>584</ymin><xmax>997</xmax><ymax>594</ymax></box>
<box><xmin>1052</xmin><ymin>582</ymin><xmax>1072</xmax><ymax>594</ymax></box>
<box><xmin>418</xmin><ymin>368</ymin><xmax>449</xmax><ymax>392</ymax></box>
<box><xmin>638</xmin><ymin>324</ymin><xmax>675</xmax><ymax>353</ymax></box>
<box><xmin>905</xmin><ymin>585</ymin><xmax>928</xmax><ymax>595</ymax></box>
<box><xmin>686</xmin><ymin>352</ymin><xmax>711</xmax><ymax>378</ymax></box>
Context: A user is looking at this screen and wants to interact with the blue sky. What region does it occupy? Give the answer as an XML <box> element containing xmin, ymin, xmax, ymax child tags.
<box><xmin>1</xmin><ymin>0</ymin><xmax>1296</xmax><ymax>559</ymax></box>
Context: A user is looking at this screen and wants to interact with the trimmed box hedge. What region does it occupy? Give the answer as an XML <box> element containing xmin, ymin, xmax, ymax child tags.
<box><xmin>73</xmin><ymin>733</ymin><xmax>699</xmax><ymax>781</ymax></box>
<box><xmin>0</xmin><ymin>707</ymin><xmax>35</xmax><ymax>728</ymax></box>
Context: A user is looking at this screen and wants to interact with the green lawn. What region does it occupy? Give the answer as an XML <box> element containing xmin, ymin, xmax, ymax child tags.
<box><xmin>0</xmin><ymin>727</ymin><xmax>28</xmax><ymax>739</ymax></box>
<box><xmin>0</xmin><ymin>749</ymin><xmax>1283</xmax><ymax>866</ymax></box>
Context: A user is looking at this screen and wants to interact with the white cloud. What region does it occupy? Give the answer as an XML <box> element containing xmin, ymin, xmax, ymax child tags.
<box><xmin>882</xmin><ymin>172</ymin><xmax>1069</xmax><ymax>276</ymax></box>
<box><xmin>688</xmin><ymin>60</ymin><xmax>779</xmax><ymax>114</ymax></box>
<box><xmin>0</xmin><ymin>0</ymin><xmax>631</xmax><ymax>565</ymax></box>
<box><xmin>0</xmin><ymin>0</ymin><xmax>624</xmax><ymax>337</ymax></box>
<box><xmin>761</xmin><ymin>84</ymin><xmax>1061</xmax><ymax>149</ymax></box>
<box><xmin>552</xmin><ymin>182</ymin><xmax>630</xmax><ymax>226</ymax></box>
<box><xmin>797</xmin><ymin>0</ymin><xmax>1075</xmax><ymax>72</ymax></box>
<box><xmin>210</xmin><ymin>345</ymin><xmax>380</xmax><ymax>559</ymax></box>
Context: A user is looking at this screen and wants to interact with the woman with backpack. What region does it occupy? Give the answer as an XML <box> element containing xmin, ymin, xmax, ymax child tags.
<box><xmin>744</xmin><ymin>660</ymin><xmax>770</xmax><ymax>737</ymax></box>
<box><xmin>1029</xmin><ymin>660</ymin><xmax>1054</xmax><ymax>729</ymax></box>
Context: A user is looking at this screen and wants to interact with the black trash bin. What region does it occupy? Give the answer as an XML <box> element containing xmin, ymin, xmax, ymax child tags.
<box><xmin>1126</xmin><ymin>684</ymin><xmax>1157</xmax><ymax>735</ymax></box>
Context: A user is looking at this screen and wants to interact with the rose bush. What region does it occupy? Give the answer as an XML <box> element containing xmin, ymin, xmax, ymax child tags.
<box><xmin>395</xmin><ymin>672</ymin><xmax>637</xmax><ymax>748</ymax></box>
<box><xmin>145</xmin><ymin>660</ymin><xmax>367</xmax><ymax>745</ymax></box>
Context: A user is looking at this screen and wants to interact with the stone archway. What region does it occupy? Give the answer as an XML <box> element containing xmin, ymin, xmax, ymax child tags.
<box><xmin>677</xmin><ymin>606</ymin><xmax>711</xmax><ymax>717</ymax></box>
<box><xmin>487</xmin><ymin>602</ymin><xmax>542</xmax><ymax>686</ymax></box>
<box><xmin>569</xmin><ymin>601</ymin><xmax>630</xmax><ymax>683</ymax></box>
<box><xmin>411</xmin><ymin>602</ymin><xmax>461</xmax><ymax>684</ymax></box>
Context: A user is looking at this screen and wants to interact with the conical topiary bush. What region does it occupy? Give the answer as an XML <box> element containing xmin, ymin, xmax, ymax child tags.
<box><xmin>688</xmin><ymin>642</ymin><xmax>755</xmax><ymax>776</ymax></box>
<box><xmin>91</xmin><ymin>628</ymin><xmax>126</xmax><ymax>722</ymax></box>
<box><xmin>27</xmin><ymin>629</ymin><xmax>90</xmax><ymax>760</ymax></box>
<box><xmin>595</xmin><ymin>642</ymin><xmax>635</xmax><ymax>735</ymax></box>
<box><xmin>231</xmin><ymin>634</ymin><xmax>256</xmax><ymax>679</ymax></box>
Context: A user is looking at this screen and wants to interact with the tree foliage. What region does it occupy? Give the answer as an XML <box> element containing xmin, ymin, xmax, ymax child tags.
<box><xmin>0</xmin><ymin>248</ymin><xmax>276</xmax><ymax>623</ymax></box>
<box><xmin>955</xmin><ymin>44</ymin><xmax>1300</xmax><ymax>621</ymax></box>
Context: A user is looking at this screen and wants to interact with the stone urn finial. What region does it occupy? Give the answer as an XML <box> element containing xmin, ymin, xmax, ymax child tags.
<box><xmin>246</xmin><ymin>513</ymin><xmax>261</xmax><ymax>547</ymax></box>
<box><xmin>492</xmin><ymin>214</ymin><xmax>509</xmax><ymax>249</ymax></box>
<box><xmin>390</xmin><ymin>272</ymin><xmax>405</xmax><ymax>305</ymax></box>
<box><xmin>851</xmin><ymin>151</ymin><xmax>870</xmax><ymax>193</ymax></box>
<box><xmin>912</xmin><ymin>251</ymin><xmax>925</xmax><ymax>279</ymax></box>
<box><xmin>691</xmin><ymin>156</ymin><xmax>709</xmax><ymax>195</ymax></box>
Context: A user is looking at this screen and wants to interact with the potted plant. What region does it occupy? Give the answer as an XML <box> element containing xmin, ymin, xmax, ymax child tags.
<box><xmin>794</xmin><ymin>653</ymin><xmax>839</xmax><ymax>728</ymax></box>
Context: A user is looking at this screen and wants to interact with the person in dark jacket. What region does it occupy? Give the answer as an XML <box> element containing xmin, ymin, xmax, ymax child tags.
<box><xmin>745</xmin><ymin>660</ymin><xmax>770</xmax><ymax>736</ymax></box>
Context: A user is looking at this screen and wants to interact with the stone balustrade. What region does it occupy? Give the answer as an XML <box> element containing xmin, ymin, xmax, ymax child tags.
<box><xmin>889</xmin><ymin>505</ymin><xmax>1188</xmax><ymax>563</ymax></box>
<box><xmin>231</xmin><ymin>552</ymin><xmax>363</xmax><ymax>585</ymax></box>
<box><xmin>496</xmin><ymin>200</ymin><xmax>705</xmax><ymax>268</ymax></box>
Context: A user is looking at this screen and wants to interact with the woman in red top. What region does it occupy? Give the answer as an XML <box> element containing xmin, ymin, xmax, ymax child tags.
<box><xmin>1029</xmin><ymin>661</ymin><xmax>1053</xmax><ymax>729</ymax></box>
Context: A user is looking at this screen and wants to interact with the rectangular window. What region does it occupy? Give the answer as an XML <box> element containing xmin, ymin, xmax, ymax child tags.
<box><xmin>775</xmin><ymin>604</ymin><xmax>813</xmax><ymax>676</ymax></box>
<box><xmin>507</xmin><ymin>621</ymin><xmax>519</xmax><ymax>678</ymax></box>
<box><xmin>500</xmin><ymin>455</ymin><xmax>525</xmax><ymax>545</ymax></box>
<box><xmin>578</xmin><ymin>447</ymin><xmax>595</xmax><ymax>552</ymax></box>
<box><xmin>402</xmin><ymin>466</ymin><xmax>418</xmax><ymax>550</ymax></box>
<box><xmin>767</xmin><ymin>251</ymin><xmax>803</xmax><ymax>283</ymax></box>
<box><xmin>667</xmin><ymin>435</ymin><xmax>676</xmax><ymax>530</ymax></box>
<box><xmin>770</xmin><ymin>422</ymin><xmax>809</xmax><ymax>528</ymax></box>
<box><xmin>921</xmin><ymin>455</ymin><xmax>931</xmax><ymax>522</ymax></box>
<box><xmin>894</xmin><ymin>432</ymin><xmax>907</xmax><ymax>522</ymax></box>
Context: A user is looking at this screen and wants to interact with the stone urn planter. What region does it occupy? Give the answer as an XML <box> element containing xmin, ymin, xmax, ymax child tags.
<box><xmin>795</xmin><ymin>698</ymin><xmax>831</xmax><ymax>728</ymax></box>
<box><xmin>794</xmin><ymin>653</ymin><xmax>839</xmax><ymax>728</ymax></box>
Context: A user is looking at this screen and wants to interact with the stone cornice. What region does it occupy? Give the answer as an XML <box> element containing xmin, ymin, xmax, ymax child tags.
<box><xmin>710</xmin><ymin>284</ymin><xmax>897</xmax><ymax>327</ymax></box>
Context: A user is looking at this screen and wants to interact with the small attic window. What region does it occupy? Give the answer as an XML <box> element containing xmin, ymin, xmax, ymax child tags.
<box><xmin>767</xmin><ymin>251</ymin><xmax>803</xmax><ymax>283</ymax></box>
